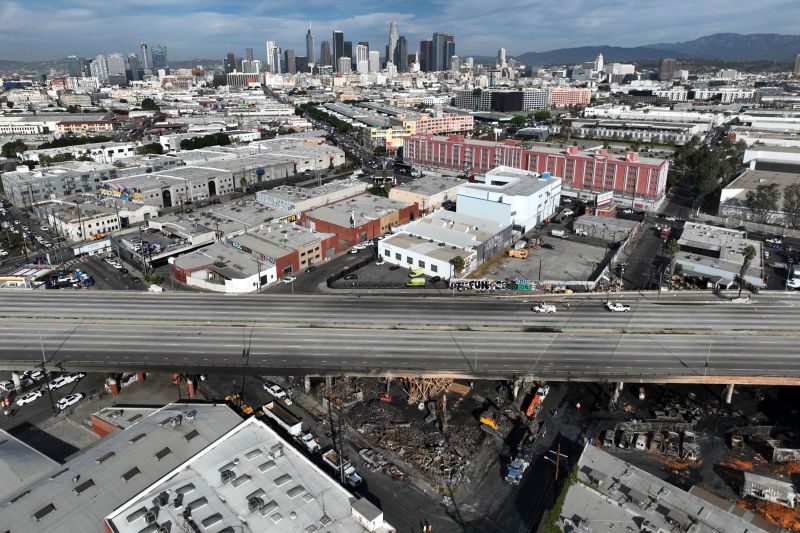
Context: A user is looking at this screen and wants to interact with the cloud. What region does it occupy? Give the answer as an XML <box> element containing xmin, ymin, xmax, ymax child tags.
<box><xmin>1</xmin><ymin>0</ymin><xmax>799</xmax><ymax>61</ymax></box>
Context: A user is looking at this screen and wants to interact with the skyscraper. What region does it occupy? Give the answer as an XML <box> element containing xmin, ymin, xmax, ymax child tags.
<box><xmin>332</xmin><ymin>31</ymin><xmax>344</xmax><ymax>72</ymax></box>
<box><xmin>265</xmin><ymin>41</ymin><xmax>277</xmax><ymax>73</ymax></box>
<box><xmin>151</xmin><ymin>44</ymin><xmax>168</xmax><ymax>73</ymax></box>
<box><xmin>337</xmin><ymin>57</ymin><xmax>351</xmax><ymax>74</ymax></box>
<box><xmin>497</xmin><ymin>48</ymin><xmax>506</xmax><ymax>69</ymax></box>
<box><xmin>139</xmin><ymin>42</ymin><xmax>150</xmax><ymax>72</ymax></box>
<box><xmin>225</xmin><ymin>52</ymin><xmax>236</xmax><ymax>74</ymax></box>
<box><xmin>89</xmin><ymin>55</ymin><xmax>109</xmax><ymax>82</ymax></box>
<box><xmin>284</xmin><ymin>49</ymin><xmax>296</xmax><ymax>74</ymax></box>
<box><xmin>126</xmin><ymin>53</ymin><xmax>140</xmax><ymax>81</ymax></box>
<box><xmin>320</xmin><ymin>41</ymin><xmax>331</xmax><ymax>67</ymax></box>
<box><xmin>245</xmin><ymin>48</ymin><xmax>254</xmax><ymax>62</ymax></box>
<box><xmin>306</xmin><ymin>25</ymin><xmax>315</xmax><ymax>67</ymax></box>
<box><xmin>387</xmin><ymin>21</ymin><xmax>399</xmax><ymax>69</ymax></box>
<box><xmin>65</xmin><ymin>55</ymin><xmax>83</xmax><ymax>78</ymax></box>
<box><xmin>419</xmin><ymin>39</ymin><xmax>432</xmax><ymax>72</ymax></box>
<box><xmin>432</xmin><ymin>33</ymin><xmax>454</xmax><ymax>71</ymax></box>
<box><xmin>356</xmin><ymin>44</ymin><xmax>369</xmax><ymax>73</ymax></box>
<box><xmin>794</xmin><ymin>54</ymin><xmax>800</xmax><ymax>76</ymax></box>
<box><xmin>344</xmin><ymin>41</ymin><xmax>353</xmax><ymax>69</ymax></box>
<box><xmin>659</xmin><ymin>58</ymin><xmax>677</xmax><ymax>81</ymax></box>
<box><xmin>396</xmin><ymin>36</ymin><xmax>408</xmax><ymax>73</ymax></box>
<box><xmin>105</xmin><ymin>53</ymin><xmax>126</xmax><ymax>76</ymax></box>
<box><xmin>368</xmin><ymin>50</ymin><xmax>380</xmax><ymax>73</ymax></box>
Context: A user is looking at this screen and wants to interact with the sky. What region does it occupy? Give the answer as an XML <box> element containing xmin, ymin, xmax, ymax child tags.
<box><xmin>1</xmin><ymin>0</ymin><xmax>799</xmax><ymax>62</ymax></box>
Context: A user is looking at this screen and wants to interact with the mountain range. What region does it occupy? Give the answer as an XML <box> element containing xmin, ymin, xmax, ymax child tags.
<box><xmin>513</xmin><ymin>33</ymin><xmax>800</xmax><ymax>66</ymax></box>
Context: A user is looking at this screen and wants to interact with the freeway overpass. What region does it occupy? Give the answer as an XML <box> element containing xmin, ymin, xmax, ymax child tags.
<box><xmin>1</xmin><ymin>291</ymin><xmax>799</xmax><ymax>384</ymax></box>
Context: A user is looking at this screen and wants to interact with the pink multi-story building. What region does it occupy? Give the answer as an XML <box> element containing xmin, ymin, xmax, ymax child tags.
<box><xmin>548</xmin><ymin>87</ymin><xmax>592</xmax><ymax>108</ymax></box>
<box><xmin>413</xmin><ymin>113</ymin><xmax>474</xmax><ymax>135</ymax></box>
<box><xmin>404</xmin><ymin>135</ymin><xmax>670</xmax><ymax>208</ymax></box>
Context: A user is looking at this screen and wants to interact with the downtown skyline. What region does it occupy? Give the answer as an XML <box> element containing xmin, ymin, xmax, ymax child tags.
<box><xmin>1</xmin><ymin>0</ymin><xmax>799</xmax><ymax>61</ymax></box>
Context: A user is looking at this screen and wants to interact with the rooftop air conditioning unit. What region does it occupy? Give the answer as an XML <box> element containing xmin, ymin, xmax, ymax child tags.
<box><xmin>220</xmin><ymin>470</ymin><xmax>235</xmax><ymax>484</ymax></box>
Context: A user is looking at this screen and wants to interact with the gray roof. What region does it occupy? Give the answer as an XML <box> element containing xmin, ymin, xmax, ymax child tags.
<box><xmin>0</xmin><ymin>403</ymin><xmax>241</xmax><ymax>533</ymax></box>
<box><xmin>573</xmin><ymin>444</ymin><xmax>773</xmax><ymax>533</ymax></box>
<box><xmin>575</xmin><ymin>215</ymin><xmax>639</xmax><ymax>233</ymax></box>
<box><xmin>402</xmin><ymin>209</ymin><xmax>508</xmax><ymax>249</ymax></box>
<box><xmin>305</xmin><ymin>195</ymin><xmax>412</xmax><ymax>228</ymax></box>
<box><xmin>105</xmin><ymin>417</ymin><xmax>394</xmax><ymax>533</ymax></box>
<box><xmin>0</xmin><ymin>429</ymin><xmax>60</xmax><ymax>502</ymax></box>
<box><xmin>392</xmin><ymin>175</ymin><xmax>466</xmax><ymax>197</ymax></box>
<box><xmin>174</xmin><ymin>243</ymin><xmax>264</xmax><ymax>277</ymax></box>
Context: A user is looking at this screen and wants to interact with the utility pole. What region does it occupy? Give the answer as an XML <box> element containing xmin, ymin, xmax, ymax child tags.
<box><xmin>39</xmin><ymin>331</ymin><xmax>57</xmax><ymax>415</ymax></box>
<box><xmin>554</xmin><ymin>441</ymin><xmax>561</xmax><ymax>481</ymax></box>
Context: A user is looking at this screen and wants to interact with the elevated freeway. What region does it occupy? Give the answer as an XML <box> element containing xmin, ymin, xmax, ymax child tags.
<box><xmin>1</xmin><ymin>292</ymin><xmax>799</xmax><ymax>384</ymax></box>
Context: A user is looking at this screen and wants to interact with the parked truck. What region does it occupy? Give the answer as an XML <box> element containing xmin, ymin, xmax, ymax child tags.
<box><xmin>550</xmin><ymin>229</ymin><xmax>567</xmax><ymax>238</ymax></box>
<box><xmin>525</xmin><ymin>385</ymin><xmax>550</xmax><ymax>418</ymax></box>
<box><xmin>322</xmin><ymin>449</ymin><xmax>363</xmax><ymax>487</ymax></box>
<box><xmin>508</xmin><ymin>249</ymin><xmax>529</xmax><ymax>259</ymax></box>
<box><xmin>263</xmin><ymin>401</ymin><xmax>302</xmax><ymax>436</ymax></box>
<box><xmin>296</xmin><ymin>432</ymin><xmax>320</xmax><ymax>453</ymax></box>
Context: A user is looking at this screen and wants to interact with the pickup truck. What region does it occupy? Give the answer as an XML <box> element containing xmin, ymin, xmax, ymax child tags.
<box><xmin>296</xmin><ymin>432</ymin><xmax>320</xmax><ymax>453</ymax></box>
<box><xmin>322</xmin><ymin>449</ymin><xmax>363</xmax><ymax>488</ymax></box>
<box><xmin>531</xmin><ymin>303</ymin><xmax>556</xmax><ymax>314</ymax></box>
<box><xmin>263</xmin><ymin>401</ymin><xmax>302</xmax><ymax>436</ymax></box>
<box><xmin>550</xmin><ymin>229</ymin><xmax>567</xmax><ymax>238</ymax></box>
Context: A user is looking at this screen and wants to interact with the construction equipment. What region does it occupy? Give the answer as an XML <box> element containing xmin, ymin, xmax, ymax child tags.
<box><xmin>525</xmin><ymin>386</ymin><xmax>550</xmax><ymax>418</ymax></box>
<box><xmin>224</xmin><ymin>393</ymin><xmax>254</xmax><ymax>416</ymax></box>
<box><xmin>505</xmin><ymin>457</ymin><xmax>530</xmax><ymax>484</ymax></box>
<box><xmin>508</xmin><ymin>249</ymin><xmax>529</xmax><ymax>259</ymax></box>
<box><xmin>479</xmin><ymin>406</ymin><xmax>513</xmax><ymax>439</ymax></box>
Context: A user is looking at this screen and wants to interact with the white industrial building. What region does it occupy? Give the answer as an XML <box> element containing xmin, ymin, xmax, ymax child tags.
<box><xmin>456</xmin><ymin>166</ymin><xmax>561</xmax><ymax>231</ymax></box>
<box><xmin>378</xmin><ymin>209</ymin><xmax>512</xmax><ymax>278</ymax></box>
<box><xmin>676</xmin><ymin>222</ymin><xmax>764</xmax><ymax>289</ymax></box>
<box><xmin>21</xmin><ymin>141</ymin><xmax>138</xmax><ymax>164</ymax></box>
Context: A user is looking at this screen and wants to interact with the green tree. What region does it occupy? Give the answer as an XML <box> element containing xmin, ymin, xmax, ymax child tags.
<box><xmin>533</xmin><ymin>110</ymin><xmax>551</xmax><ymax>122</ymax></box>
<box><xmin>745</xmin><ymin>183</ymin><xmax>779</xmax><ymax>223</ymax></box>
<box><xmin>239</xmin><ymin>176</ymin><xmax>248</xmax><ymax>191</ymax></box>
<box><xmin>738</xmin><ymin>244</ymin><xmax>757</xmax><ymax>297</ymax></box>
<box><xmin>373</xmin><ymin>145</ymin><xmax>386</xmax><ymax>155</ymax></box>
<box><xmin>449</xmin><ymin>256</ymin><xmax>466</xmax><ymax>277</ymax></box>
<box><xmin>783</xmin><ymin>183</ymin><xmax>800</xmax><ymax>228</ymax></box>
<box><xmin>510</xmin><ymin>115</ymin><xmax>526</xmax><ymax>127</ymax></box>
<box><xmin>66</xmin><ymin>104</ymin><xmax>79</xmax><ymax>113</ymax></box>
<box><xmin>137</xmin><ymin>142</ymin><xmax>164</xmax><ymax>155</ymax></box>
<box><xmin>5</xmin><ymin>101</ymin><xmax>13</xmax><ymax>109</ymax></box>
<box><xmin>1</xmin><ymin>140</ymin><xmax>26</xmax><ymax>158</ymax></box>
<box><xmin>140</xmin><ymin>98</ymin><xmax>159</xmax><ymax>111</ymax></box>
<box><xmin>664</xmin><ymin>238</ymin><xmax>680</xmax><ymax>278</ymax></box>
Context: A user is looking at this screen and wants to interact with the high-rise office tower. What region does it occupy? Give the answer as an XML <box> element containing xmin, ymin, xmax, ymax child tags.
<box><xmin>337</xmin><ymin>57</ymin><xmax>351</xmax><ymax>74</ymax></box>
<box><xmin>659</xmin><ymin>58</ymin><xmax>677</xmax><ymax>81</ymax></box>
<box><xmin>151</xmin><ymin>44</ymin><xmax>168</xmax><ymax>73</ymax></box>
<box><xmin>444</xmin><ymin>36</ymin><xmax>455</xmax><ymax>71</ymax></box>
<box><xmin>794</xmin><ymin>54</ymin><xmax>800</xmax><ymax>76</ymax></box>
<box><xmin>431</xmin><ymin>33</ymin><xmax>454</xmax><ymax>71</ymax></box>
<box><xmin>284</xmin><ymin>49</ymin><xmax>296</xmax><ymax>74</ymax></box>
<box><xmin>89</xmin><ymin>55</ymin><xmax>109</xmax><ymax>82</ymax></box>
<box><xmin>368</xmin><ymin>50</ymin><xmax>380</xmax><ymax>73</ymax></box>
<box><xmin>419</xmin><ymin>39</ymin><xmax>432</xmax><ymax>72</ymax></box>
<box><xmin>65</xmin><ymin>55</ymin><xmax>83</xmax><ymax>78</ymax></box>
<box><xmin>265</xmin><ymin>41</ymin><xmax>277</xmax><ymax>73</ymax></box>
<box><xmin>396</xmin><ymin>36</ymin><xmax>408</xmax><ymax>73</ymax></box>
<box><xmin>450</xmin><ymin>56</ymin><xmax>460</xmax><ymax>72</ymax></box>
<box><xmin>594</xmin><ymin>53</ymin><xmax>604</xmax><ymax>72</ymax></box>
<box><xmin>126</xmin><ymin>53</ymin><xmax>140</xmax><ymax>81</ymax></box>
<box><xmin>251</xmin><ymin>59</ymin><xmax>262</xmax><ymax>74</ymax></box>
<box><xmin>497</xmin><ymin>48</ymin><xmax>506</xmax><ymax>69</ymax></box>
<box><xmin>387</xmin><ymin>21</ymin><xmax>399</xmax><ymax>69</ymax></box>
<box><xmin>105</xmin><ymin>53</ymin><xmax>126</xmax><ymax>76</ymax></box>
<box><xmin>306</xmin><ymin>25</ymin><xmax>315</xmax><ymax>67</ymax></box>
<box><xmin>245</xmin><ymin>48</ymin><xmax>254</xmax><ymax>62</ymax></box>
<box><xmin>356</xmin><ymin>44</ymin><xmax>369</xmax><ymax>73</ymax></box>
<box><xmin>225</xmin><ymin>52</ymin><xmax>236</xmax><ymax>74</ymax></box>
<box><xmin>320</xmin><ymin>41</ymin><xmax>331</xmax><ymax>67</ymax></box>
<box><xmin>332</xmin><ymin>31</ymin><xmax>344</xmax><ymax>72</ymax></box>
<box><xmin>139</xmin><ymin>42</ymin><xmax>150</xmax><ymax>71</ymax></box>
<box><xmin>344</xmin><ymin>41</ymin><xmax>353</xmax><ymax>69</ymax></box>
<box><xmin>272</xmin><ymin>45</ymin><xmax>281</xmax><ymax>74</ymax></box>
<box><xmin>294</xmin><ymin>56</ymin><xmax>308</xmax><ymax>73</ymax></box>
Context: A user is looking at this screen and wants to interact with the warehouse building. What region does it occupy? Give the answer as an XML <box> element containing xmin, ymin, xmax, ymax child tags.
<box><xmin>676</xmin><ymin>222</ymin><xmax>764</xmax><ymax>288</ymax></box>
<box><xmin>100</xmin><ymin>165</ymin><xmax>237</xmax><ymax>208</ymax></box>
<box><xmin>388</xmin><ymin>174</ymin><xmax>465</xmax><ymax>212</ymax></box>
<box><xmin>2</xmin><ymin>161</ymin><xmax>118</xmax><ymax>206</ymax></box>
<box><xmin>256</xmin><ymin>177</ymin><xmax>368</xmax><ymax>212</ymax></box>
<box><xmin>378</xmin><ymin>209</ymin><xmax>511</xmax><ymax>278</ymax></box>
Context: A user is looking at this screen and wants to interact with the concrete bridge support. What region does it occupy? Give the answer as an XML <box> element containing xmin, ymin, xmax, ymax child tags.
<box><xmin>611</xmin><ymin>381</ymin><xmax>624</xmax><ymax>404</ymax></box>
<box><xmin>725</xmin><ymin>383</ymin><xmax>735</xmax><ymax>404</ymax></box>
<box><xmin>513</xmin><ymin>379</ymin><xmax>523</xmax><ymax>402</ymax></box>
<box><xmin>11</xmin><ymin>371</ymin><xmax>21</xmax><ymax>389</ymax></box>
<box><xmin>304</xmin><ymin>376</ymin><xmax>311</xmax><ymax>394</ymax></box>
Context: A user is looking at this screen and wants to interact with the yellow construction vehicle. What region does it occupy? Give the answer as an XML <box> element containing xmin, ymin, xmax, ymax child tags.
<box><xmin>508</xmin><ymin>249</ymin><xmax>529</xmax><ymax>259</ymax></box>
<box><xmin>224</xmin><ymin>393</ymin><xmax>254</xmax><ymax>416</ymax></box>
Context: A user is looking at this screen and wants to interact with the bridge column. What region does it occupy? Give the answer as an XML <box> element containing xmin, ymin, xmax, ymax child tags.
<box><xmin>11</xmin><ymin>371</ymin><xmax>21</xmax><ymax>389</ymax></box>
<box><xmin>107</xmin><ymin>376</ymin><xmax>120</xmax><ymax>396</ymax></box>
<box><xmin>325</xmin><ymin>376</ymin><xmax>332</xmax><ymax>390</ymax></box>
<box><xmin>187</xmin><ymin>377</ymin><xmax>196</xmax><ymax>399</ymax></box>
<box><xmin>304</xmin><ymin>376</ymin><xmax>311</xmax><ymax>394</ymax></box>
<box><xmin>611</xmin><ymin>381</ymin><xmax>624</xmax><ymax>404</ymax></box>
<box><xmin>137</xmin><ymin>372</ymin><xmax>146</xmax><ymax>383</ymax></box>
<box><xmin>513</xmin><ymin>379</ymin><xmax>523</xmax><ymax>402</ymax></box>
<box><xmin>725</xmin><ymin>383</ymin><xmax>735</xmax><ymax>404</ymax></box>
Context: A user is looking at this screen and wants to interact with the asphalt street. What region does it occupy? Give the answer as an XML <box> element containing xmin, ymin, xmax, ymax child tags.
<box><xmin>1</xmin><ymin>292</ymin><xmax>799</xmax><ymax>382</ymax></box>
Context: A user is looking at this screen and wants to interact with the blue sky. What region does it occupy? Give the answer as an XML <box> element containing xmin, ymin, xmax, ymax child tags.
<box><xmin>2</xmin><ymin>0</ymin><xmax>799</xmax><ymax>61</ymax></box>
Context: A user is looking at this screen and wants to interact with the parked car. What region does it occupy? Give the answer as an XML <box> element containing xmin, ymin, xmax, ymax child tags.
<box><xmin>348</xmin><ymin>248</ymin><xmax>360</xmax><ymax>254</ymax></box>
<box><xmin>375</xmin><ymin>260</ymin><xmax>385</xmax><ymax>266</ymax></box>
<box><xmin>47</xmin><ymin>376</ymin><xmax>70</xmax><ymax>390</ymax></box>
<box><xmin>0</xmin><ymin>380</ymin><xmax>15</xmax><ymax>392</ymax></box>
<box><xmin>282</xmin><ymin>276</ymin><xmax>296</xmax><ymax>284</ymax></box>
<box><xmin>664</xmin><ymin>215</ymin><xmax>677</xmax><ymax>222</ymax></box>
<box><xmin>531</xmin><ymin>303</ymin><xmax>557</xmax><ymax>314</ymax></box>
<box><xmin>344</xmin><ymin>274</ymin><xmax>358</xmax><ymax>281</ymax></box>
<box><xmin>23</xmin><ymin>370</ymin><xmax>44</xmax><ymax>381</ymax></box>
<box><xmin>16</xmin><ymin>391</ymin><xmax>43</xmax><ymax>407</ymax></box>
<box><xmin>429</xmin><ymin>275</ymin><xmax>442</xmax><ymax>283</ymax></box>
<box><xmin>541</xmin><ymin>243</ymin><xmax>555</xmax><ymax>250</ymax></box>
<box><xmin>305</xmin><ymin>266</ymin><xmax>317</xmax><ymax>273</ymax></box>
<box><xmin>66</xmin><ymin>372</ymin><xmax>86</xmax><ymax>383</ymax></box>
<box><xmin>263</xmin><ymin>383</ymin><xmax>287</xmax><ymax>399</ymax></box>
<box><xmin>606</xmin><ymin>302</ymin><xmax>631</xmax><ymax>312</ymax></box>
<box><xmin>388</xmin><ymin>265</ymin><xmax>400</xmax><ymax>271</ymax></box>
<box><xmin>57</xmin><ymin>393</ymin><xmax>85</xmax><ymax>410</ymax></box>
<box><xmin>787</xmin><ymin>278</ymin><xmax>800</xmax><ymax>290</ymax></box>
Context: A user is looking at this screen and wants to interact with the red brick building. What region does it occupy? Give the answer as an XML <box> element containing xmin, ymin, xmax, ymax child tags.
<box><xmin>302</xmin><ymin>194</ymin><xmax>418</xmax><ymax>251</ymax></box>
<box><xmin>404</xmin><ymin>135</ymin><xmax>670</xmax><ymax>209</ymax></box>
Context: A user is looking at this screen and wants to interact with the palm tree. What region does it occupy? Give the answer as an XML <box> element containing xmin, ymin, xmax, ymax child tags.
<box><xmin>738</xmin><ymin>244</ymin><xmax>757</xmax><ymax>297</ymax></box>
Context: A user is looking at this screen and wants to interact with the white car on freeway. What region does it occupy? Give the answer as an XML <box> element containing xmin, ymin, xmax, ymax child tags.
<box><xmin>16</xmin><ymin>391</ymin><xmax>43</xmax><ymax>407</ymax></box>
<box><xmin>531</xmin><ymin>303</ymin><xmax>557</xmax><ymax>314</ymax></box>
<box><xmin>606</xmin><ymin>302</ymin><xmax>632</xmax><ymax>312</ymax></box>
<box><xmin>57</xmin><ymin>393</ymin><xmax>85</xmax><ymax>410</ymax></box>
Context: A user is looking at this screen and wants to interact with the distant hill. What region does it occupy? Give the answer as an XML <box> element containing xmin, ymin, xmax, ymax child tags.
<box><xmin>514</xmin><ymin>46</ymin><xmax>679</xmax><ymax>67</ymax></box>
<box><xmin>645</xmin><ymin>33</ymin><xmax>800</xmax><ymax>62</ymax></box>
<box><xmin>510</xmin><ymin>33</ymin><xmax>800</xmax><ymax>67</ymax></box>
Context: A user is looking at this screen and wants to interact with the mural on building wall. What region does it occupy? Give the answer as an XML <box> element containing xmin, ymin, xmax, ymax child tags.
<box><xmin>100</xmin><ymin>182</ymin><xmax>143</xmax><ymax>204</ymax></box>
